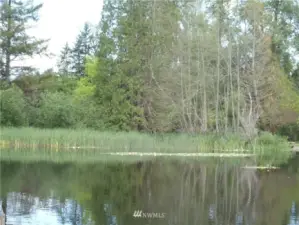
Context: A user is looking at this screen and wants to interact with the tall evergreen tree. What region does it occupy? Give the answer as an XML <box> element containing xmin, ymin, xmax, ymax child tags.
<box><xmin>92</xmin><ymin>0</ymin><xmax>185</xmax><ymax>131</ymax></box>
<box><xmin>71</xmin><ymin>22</ymin><xmax>96</xmax><ymax>77</ymax></box>
<box><xmin>57</xmin><ymin>42</ymin><xmax>72</xmax><ymax>76</ymax></box>
<box><xmin>0</xmin><ymin>0</ymin><xmax>48</xmax><ymax>81</ymax></box>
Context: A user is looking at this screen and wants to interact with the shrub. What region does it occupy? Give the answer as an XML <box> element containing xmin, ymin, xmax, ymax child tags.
<box><xmin>253</xmin><ymin>131</ymin><xmax>291</xmax><ymax>165</ymax></box>
<box><xmin>36</xmin><ymin>91</ymin><xmax>80</xmax><ymax>128</ymax></box>
<box><xmin>0</xmin><ymin>85</ymin><xmax>28</xmax><ymax>126</ymax></box>
<box><xmin>75</xmin><ymin>98</ymin><xmax>105</xmax><ymax>129</ymax></box>
<box><xmin>276</xmin><ymin>123</ymin><xmax>299</xmax><ymax>141</ymax></box>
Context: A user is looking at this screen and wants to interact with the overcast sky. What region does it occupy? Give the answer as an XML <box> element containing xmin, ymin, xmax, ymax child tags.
<box><xmin>24</xmin><ymin>0</ymin><xmax>104</xmax><ymax>72</ymax></box>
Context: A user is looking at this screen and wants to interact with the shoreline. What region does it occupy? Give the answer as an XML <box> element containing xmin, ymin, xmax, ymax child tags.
<box><xmin>0</xmin><ymin>127</ymin><xmax>295</xmax><ymax>166</ymax></box>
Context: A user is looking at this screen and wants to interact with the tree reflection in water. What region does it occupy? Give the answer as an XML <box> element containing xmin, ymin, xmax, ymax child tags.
<box><xmin>0</xmin><ymin>156</ymin><xmax>298</xmax><ymax>225</ymax></box>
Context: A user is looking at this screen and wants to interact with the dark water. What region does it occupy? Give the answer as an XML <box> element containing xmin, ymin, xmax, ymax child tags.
<box><xmin>0</xmin><ymin>155</ymin><xmax>299</xmax><ymax>225</ymax></box>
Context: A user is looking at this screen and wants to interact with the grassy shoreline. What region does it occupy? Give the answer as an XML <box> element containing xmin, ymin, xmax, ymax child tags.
<box><xmin>0</xmin><ymin>127</ymin><xmax>294</xmax><ymax>165</ymax></box>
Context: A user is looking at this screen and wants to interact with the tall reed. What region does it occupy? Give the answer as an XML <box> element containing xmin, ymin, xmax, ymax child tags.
<box><xmin>0</xmin><ymin>127</ymin><xmax>293</xmax><ymax>166</ymax></box>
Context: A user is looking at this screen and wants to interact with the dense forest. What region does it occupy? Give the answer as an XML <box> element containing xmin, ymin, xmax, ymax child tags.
<box><xmin>1</xmin><ymin>0</ymin><xmax>299</xmax><ymax>140</ymax></box>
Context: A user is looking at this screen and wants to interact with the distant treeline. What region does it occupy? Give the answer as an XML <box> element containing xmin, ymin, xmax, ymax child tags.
<box><xmin>1</xmin><ymin>0</ymin><xmax>299</xmax><ymax>140</ymax></box>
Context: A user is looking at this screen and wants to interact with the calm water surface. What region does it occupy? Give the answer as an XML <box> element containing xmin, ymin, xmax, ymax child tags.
<box><xmin>0</xmin><ymin>155</ymin><xmax>299</xmax><ymax>225</ymax></box>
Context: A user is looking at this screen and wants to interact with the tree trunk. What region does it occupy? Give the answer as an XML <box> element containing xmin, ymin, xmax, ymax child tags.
<box><xmin>4</xmin><ymin>0</ymin><xmax>12</xmax><ymax>81</ymax></box>
<box><xmin>1</xmin><ymin>197</ymin><xmax>7</xmax><ymax>225</ymax></box>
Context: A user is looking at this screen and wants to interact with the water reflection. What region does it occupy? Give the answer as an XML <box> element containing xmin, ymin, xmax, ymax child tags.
<box><xmin>2</xmin><ymin>193</ymin><xmax>88</xmax><ymax>225</ymax></box>
<box><xmin>0</xmin><ymin>156</ymin><xmax>299</xmax><ymax>225</ymax></box>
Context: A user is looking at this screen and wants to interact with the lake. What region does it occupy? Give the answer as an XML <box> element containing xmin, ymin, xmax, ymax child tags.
<box><xmin>0</xmin><ymin>155</ymin><xmax>299</xmax><ymax>225</ymax></box>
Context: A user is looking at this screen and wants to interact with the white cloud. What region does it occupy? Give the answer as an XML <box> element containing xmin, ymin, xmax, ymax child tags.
<box><xmin>23</xmin><ymin>0</ymin><xmax>104</xmax><ymax>72</ymax></box>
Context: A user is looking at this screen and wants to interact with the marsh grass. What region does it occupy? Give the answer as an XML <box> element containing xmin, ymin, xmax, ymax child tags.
<box><xmin>1</xmin><ymin>127</ymin><xmax>249</xmax><ymax>152</ymax></box>
<box><xmin>246</xmin><ymin>131</ymin><xmax>293</xmax><ymax>165</ymax></box>
<box><xmin>0</xmin><ymin>127</ymin><xmax>293</xmax><ymax>165</ymax></box>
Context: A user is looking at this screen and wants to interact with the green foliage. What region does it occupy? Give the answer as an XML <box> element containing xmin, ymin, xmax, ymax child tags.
<box><xmin>75</xmin><ymin>98</ymin><xmax>105</xmax><ymax>129</ymax></box>
<box><xmin>255</xmin><ymin>131</ymin><xmax>289</xmax><ymax>147</ymax></box>
<box><xmin>70</xmin><ymin>23</ymin><xmax>97</xmax><ymax>77</ymax></box>
<box><xmin>0</xmin><ymin>0</ymin><xmax>48</xmax><ymax>80</ymax></box>
<box><xmin>277</xmin><ymin>123</ymin><xmax>299</xmax><ymax>142</ymax></box>
<box><xmin>10</xmin><ymin>74</ymin><xmax>78</xmax><ymax>127</ymax></box>
<box><xmin>56</xmin><ymin>76</ymin><xmax>78</xmax><ymax>94</ymax></box>
<box><xmin>74</xmin><ymin>56</ymin><xmax>97</xmax><ymax>100</ymax></box>
<box><xmin>1</xmin><ymin>0</ymin><xmax>299</xmax><ymax>139</ymax></box>
<box><xmin>0</xmin><ymin>79</ymin><xmax>10</xmax><ymax>90</ymax></box>
<box><xmin>94</xmin><ymin>65</ymin><xmax>145</xmax><ymax>131</ymax></box>
<box><xmin>0</xmin><ymin>127</ymin><xmax>291</xmax><ymax>159</ymax></box>
<box><xmin>91</xmin><ymin>0</ymin><xmax>153</xmax><ymax>131</ymax></box>
<box><xmin>57</xmin><ymin>43</ymin><xmax>72</xmax><ymax>76</ymax></box>
<box><xmin>292</xmin><ymin>64</ymin><xmax>299</xmax><ymax>90</ymax></box>
<box><xmin>0</xmin><ymin>85</ymin><xmax>28</xmax><ymax>126</ymax></box>
<box><xmin>36</xmin><ymin>91</ymin><xmax>79</xmax><ymax>128</ymax></box>
<box><xmin>253</xmin><ymin>131</ymin><xmax>292</xmax><ymax>165</ymax></box>
<box><xmin>264</xmin><ymin>0</ymin><xmax>299</xmax><ymax>75</ymax></box>
<box><xmin>14</xmin><ymin>73</ymin><xmax>77</xmax><ymax>95</ymax></box>
<box><xmin>278</xmin><ymin>73</ymin><xmax>299</xmax><ymax>113</ymax></box>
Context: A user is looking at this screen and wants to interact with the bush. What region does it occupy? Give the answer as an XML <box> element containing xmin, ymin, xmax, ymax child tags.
<box><xmin>0</xmin><ymin>85</ymin><xmax>28</xmax><ymax>126</ymax></box>
<box><xmin>253</xmin><ymin>131</ymin><xmax>292</xmax><ymax>165</ymax></box>
<box><xmin>36</xmin><ymin>91</ymin><xmax>80</xmax><ymax>128</ymax></box>
<box><xmin>73</xmin><ymin>98</ymin><xmax>105</xmax><ymax>130</ymax></box>
<box><xmin>276</xmin><ymin>123</ymin><xmax>299</xmax><ymax>141</ymax></box>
